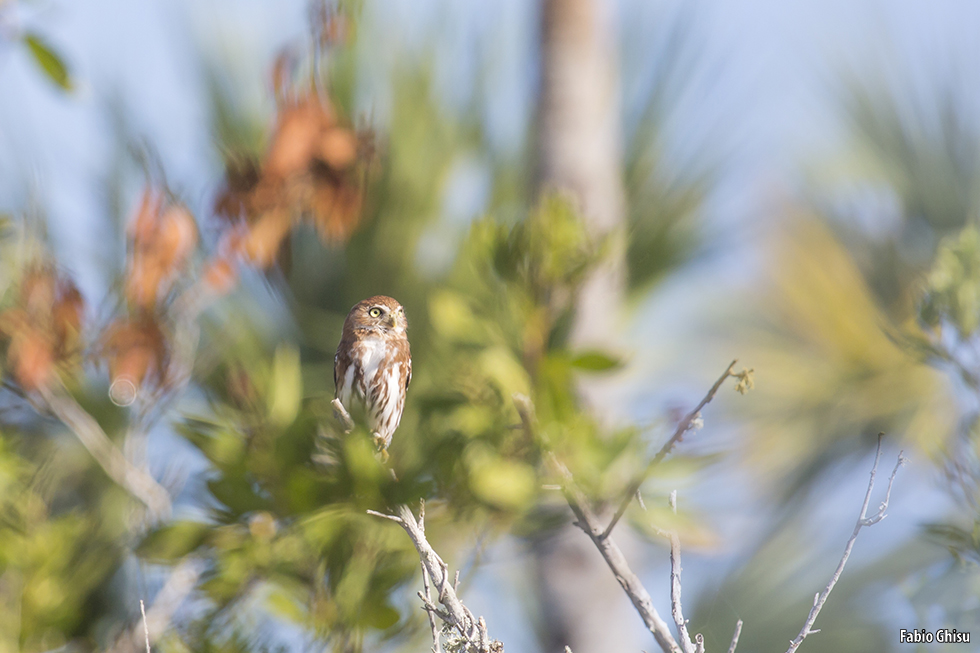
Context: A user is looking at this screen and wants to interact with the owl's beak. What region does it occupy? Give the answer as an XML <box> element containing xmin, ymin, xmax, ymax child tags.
<box><xmin>385</xmin><ymin>313</ymin><xmax>398</xmax><ymax>328</ymax></box>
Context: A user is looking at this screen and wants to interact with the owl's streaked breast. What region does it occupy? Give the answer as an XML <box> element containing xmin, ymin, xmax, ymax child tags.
<box><xmin>337</xmin><ymin>336</ymin><xmax>390</xmax><ymax>414</ymax></box>
<box><xmin>357</xmin><ymin>337</ymin><xmax>387</xmax><ymax>393</ymax></box>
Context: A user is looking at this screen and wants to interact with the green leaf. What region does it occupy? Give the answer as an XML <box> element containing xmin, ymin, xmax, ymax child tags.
<box><xmin>23</xmin><ymin>33</ymin><xmax>72</xmax><ymax>91</ymax></box>
<box><xmin>208</xmin><ymin>474</ymin><xmax>271</xmax><ymax>515</ymax></box>
<box><xmin>466</xmin><ymin>444</ymin><xmax>536</xmax><ymax>510</ymax></box>
<box><xmin>428</xmin><ymin>290</ymin><xmax>485</xmax><ymax>343</ymax></box>
<box><xmin>364</xmin><ymin>602</ymin><xmax>400</xmax><ymax>630</ymax></box>
<box><xmin>478</xmin><ymin>346</ymin><xmax>531</xmax><ymax>397</ymax></box>
<box><xmin>268</xmin><ymin>345</ymin><xmax>302</xmax><ymax>427</ymax></box>
<box><xmin>570</xmin><ymin>350</ymin><xmax>623</xmax><ymax>372</ymax></box>
<box><xmin>137</xmin><ymin>521</ymin><xmax>211</xmax><ymax>561</ymax></box>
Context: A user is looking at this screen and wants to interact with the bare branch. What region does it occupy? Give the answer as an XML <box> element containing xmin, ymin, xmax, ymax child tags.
<box><xmin>785</xmin><ymin>435</ymin><xmax>906</xmax><ymax>653</ymax></box>
<box><xmin>727</xmin><ymin>620</ymin><xmax>743</xmax><ymax>653</ymax></box>
<box><xmin>368</xmin><ymin>503</ymin><xmax>502</xmax><ymax>652</ymax></box>
<box><xmin>39</xmin><ymin>383</ymin><xmax>172</xmax><ymax>520</ymax></box>
<box><xmin>665</xmin><ymin>493</ymin><xmax>696</xmax><ymax>653</ymax></box>
<box><xmin>419</xmin><ymin>499</ymin><xmax>443</xmax><ymax>653</ymax></box>
<box><xmin>514</xmin><ymin>395</ymin><xmax>681</xmax><ymax>653</ymax></box>
<box><xmin>602</xmin><ymin>360</ymin><xmax>738</xmax><ymax>539</ymax></box>
<box><xmin>140</xmin><ymin>600</ymin><xmax>151</xmax><ymax>653</ymax></box>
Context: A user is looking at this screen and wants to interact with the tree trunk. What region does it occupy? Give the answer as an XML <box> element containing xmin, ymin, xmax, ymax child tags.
<box><xmin>533</xmin><ymin>1</ymin><xmax>638</xmax><ymax>652</ymax></box>
<box><xmin>537</xmin><ymin>0</ymin><xmax>625</xmax><ymax>367</ymax></box>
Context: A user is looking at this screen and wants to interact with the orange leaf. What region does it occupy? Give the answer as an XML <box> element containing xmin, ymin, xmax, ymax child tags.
<box><xmin>101</xmin><ymin>317</ymin><xmax>168</xmax><ymax>389</ymax></box>
<box><xmin>52</xmin><ymin>279</ymin><xmax>84</xmax><ymax>353</ymax></box>
<box><xmin>265</xmin><ymin>97</ymin><xmax>332</xmax><ymax>179</ymax></box>
<box><xmin>240</xmin><ymin>210</ymin><xmax>292</xmax><ymax>268</ymax></box>
<box><xmin>318</xmin><ymin>128</ymin><xmax>358</xmax><ymax>169</ymax></box>
<box><xmin>11</xmin><ymin>333</ymin><xmax>54</xmax><ymax>390</ymax></box>
<box><xmin>157</xmin><ymin>204</ymin><xmax>198</xmax><ymax>270</ymax></box>
<box><xmin>129</xmin><ymin>187</ymin><xmax>165</xmax><ymax>245</ymax></box>
<box><xmin>125</xmin><ymin>256</ymin><xmax>166</xmax><ymax>309</ymax></box>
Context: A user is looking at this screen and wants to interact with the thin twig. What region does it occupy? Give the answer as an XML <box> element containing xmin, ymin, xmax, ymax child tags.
<box><xmin>785</xmin><ymin>435</ymin><xmax>906</xmax><ymax>653</ymax></box>
<box><xmin>366</xmin><ymin>509</ymin><xmax>403</xmax><ymax>523</ymax></box>
<box><xmin>140</xmin><ymin>600</ymin><xmax>151</xmax><ymax>653</ymax></box>
<box><xmin>514</xmin><ymin>395</ymin><xmax>681</xmax><ymax>653</ymax></box>
<box><xmin>140</xmin><ymin>558</ymin><xmax>202</xmax><ymax>642</ymax></box>
<box><xmin>727</xmin><ymin>620</ymin><xmax>743</xmax><ymax>653</ymax></box>
<box><xmin>602</xmin><ymin>361</ymin><xmax>738</xmax><ymax>539</ymax></box>
<box><xmin>108</xmin><ymin>558</ymin><xmax>203</xmax><ymax>653</ymax></box>
<box><xmin>416</xmin><ymin>591</ymin><xmax>453</xmax><ymax>622</ymax></box>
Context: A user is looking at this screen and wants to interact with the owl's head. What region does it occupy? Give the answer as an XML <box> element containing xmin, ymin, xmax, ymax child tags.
<box><xmin>344</xmin><ymin>295</ymin><xmax>407</xmax><ymax>336</ymax></box>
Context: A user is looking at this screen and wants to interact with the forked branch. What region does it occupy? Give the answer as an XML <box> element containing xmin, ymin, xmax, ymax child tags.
<box><xmin>663</xmin><ymin>491</ymin><xmax>700</xmax><ymax>653</ymax></box>
<box><xmin>785</xmin><ymin>434</ymin><xmax>905</xmax><ymax>653</ymax></box>
<box><xmin>602</xmin><ymin>360</ymin><xmax>742</xmax><ymax>539</ymax></box>
<box><xmin>368</xmin><ymin>501</ymin><xmax>502</xmax><ymax>653</ymax></box>
<box><xmin>513</xmin><ymin>394</ymin><xmax>683</xmax><ymax>653</ymax></box>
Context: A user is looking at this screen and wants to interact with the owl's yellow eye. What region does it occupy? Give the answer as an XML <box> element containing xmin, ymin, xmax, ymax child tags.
<box><xmin>369</xmin><ymin>307</ymin><xmax>383</xmax><ymax>318</ymax></box>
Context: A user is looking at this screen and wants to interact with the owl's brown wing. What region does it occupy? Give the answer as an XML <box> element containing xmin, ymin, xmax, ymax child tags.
<box><xmin>404</xmin><ymin>350</ymin><xmax>412</xmax><ymax>392</ymax></box>
<box><xmin>333</xmin><ymin>335</ymin><xmax>353</xmax><ymax>399</ymax></box>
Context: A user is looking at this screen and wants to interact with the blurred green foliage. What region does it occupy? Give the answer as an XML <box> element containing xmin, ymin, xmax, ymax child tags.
<box><xmin>706</xmin><ymin>80</ymin><xmax>980</xmax><ymax>649</ymax></box>
<box><xmin>920</xmin><ymin>226</ymin><xmax>980</xmax><ymax>338</ymax></box>
<box><xmin>0</xmin><ymin>420</ymin><xmax>131</xmax><ymax>651</ymax></box>
<box><xmin>905</xmin><ymin>223</ymin><xmax>980</xmax><ymax>633</ymax></box>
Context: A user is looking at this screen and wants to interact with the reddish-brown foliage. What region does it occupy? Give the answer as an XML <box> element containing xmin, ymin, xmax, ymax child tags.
<box><xmin>214</xmin><ymin>85</ymin><xmax>371</xmax><ymax>269</ymax></box>
<box><xmin>125</xmin><ymin>188</ymin><xmax>198</xmax><ymax>308</ymax></box>
<box><xmin>0</xmin><ymin>266</ymin><xmax>86</xmax><ymax>390</ymax></box>
<box><xmin>52</xmin><ymin>278</ymin><xmax>84</xmax><ymax>355</ymax></box>
<box><xmin>100</xmin><ymin>316</ymin><xmax>168</xmax><ymax>390</ymax></box>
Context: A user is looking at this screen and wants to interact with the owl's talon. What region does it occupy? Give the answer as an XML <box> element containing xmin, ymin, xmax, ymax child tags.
<box><xmin>372</xmin><ymin>434</ymin><xmax>390</xmax><ymax>462</ymax></box>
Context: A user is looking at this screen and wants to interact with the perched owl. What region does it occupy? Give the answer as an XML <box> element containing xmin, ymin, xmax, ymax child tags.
<box><xmin>334</xmin><ymin>296</ymin><xmax>412</xmax><ymax>454</ymax></box>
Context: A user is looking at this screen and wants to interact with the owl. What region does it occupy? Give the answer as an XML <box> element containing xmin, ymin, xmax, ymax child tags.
<box><xmin>334</xmin><ymin>296</ymin><xmax>412</xmax><ymax>455</ymax></box>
